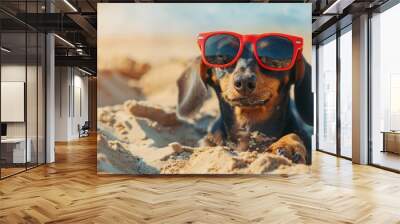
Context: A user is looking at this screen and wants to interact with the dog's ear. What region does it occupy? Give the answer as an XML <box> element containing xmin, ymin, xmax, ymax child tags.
<box><xmin>294</xmin><ymin>54</ymin><xmax>305</xmax><ymax>83</ymax></box>
<box><xmin>177</xmin><ymin>57</ymin><xmax>210</xmax><ymax>119</ymax></box>
<box><xmin>293</xmin><ymin>55</ymin><xmax>313</xmax><ymax>126</ymax></box>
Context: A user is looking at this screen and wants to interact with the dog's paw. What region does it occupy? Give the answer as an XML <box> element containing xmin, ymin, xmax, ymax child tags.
<box><xmin>201</xmin><ymin>131</ymin><xmax>225</xmax><ymax>147</ymax></box>
<box><xmin>267</xmin><ymin>133</ymin><xmax>306</xmax><ymax>164</ymax></box>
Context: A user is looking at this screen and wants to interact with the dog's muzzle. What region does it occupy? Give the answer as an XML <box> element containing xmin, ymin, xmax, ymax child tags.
<box><xmin>225</xmin><ymin>96</ymin><xmax>270</xmax><ymax>107</ymax></box>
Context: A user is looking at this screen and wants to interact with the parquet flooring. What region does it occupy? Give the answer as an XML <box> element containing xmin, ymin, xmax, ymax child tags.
<box><xmin>1</xmin><ymin>167</ymin><xmax>26</xmax><ymax>178</ymax></box>
<box><xmin>1</xmin><ymin>135</ymin><xmax>400</xmax><ymax>223</ymax></box>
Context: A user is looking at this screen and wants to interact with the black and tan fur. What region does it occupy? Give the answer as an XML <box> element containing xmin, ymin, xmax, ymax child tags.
<box><xmin>177</xmin><ymin>43</ymin><xmax>313</xmax><ymax>164</ymax></box>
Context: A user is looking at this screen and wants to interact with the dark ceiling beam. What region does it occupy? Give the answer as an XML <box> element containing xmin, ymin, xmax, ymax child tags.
<box><xmin>86</xmin><ymin>0</ymin><xmax>97</xmax><ymax>12</ymax></box>
<box><xmin>0</xmin><ymin>8</ymin><xmax>37</xmax><ymax>31</ymax></box>
<box><xmin>67</xmin><ymin>13</ymin><xmax>97</xmax><ymax>39</ymax></box>
<box><xmin>55</xmin><ymin>47</ymin><xmax>96</xmax><ymax>57</ymax></box>
<box><xmin>14</xmin><ymin>13</ymin><xmax>83</xmax><ymax>32</ymax></box>
<box><xmin>9</xmin><ymin>12</ymin><xmax>97</xmax><ymax>47</ymax></box>
<box><xmin>55</xmin><ymin>55</ymin><xmax>96</xmax><ymax>70</ymax></box>
<box><xmin>312</xmin><ymin>15</ymin><xmax>335</xmax><ymax>33</ymax></box>
<box><xmin>311</xmin><ymin>0</ymin><xmax>357</xmax><ymax>37</ymax></box>
<box><xmin>0</xmin><ymin>18</ymin><xmax>26</xmax><ymax>31</ymax></box>
<box><xmin>312</xmin><ymin>14</ymin><xmax>352</xmax><ymax>44</ymax></box>
<box><xmin>312</xmin><ymin>0</ymin><xmax>386</xmax><ymax>43</ymax></box>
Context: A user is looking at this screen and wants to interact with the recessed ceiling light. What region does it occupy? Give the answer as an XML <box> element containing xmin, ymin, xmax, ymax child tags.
<box><xmin>78</xmin><ymin>67</ymin><xmax>93</xmax><ymax>76</ymax></box>
<box><xmin>54</xmin><ymin>34</ymin><xmax>75</xmax><ymax>48</ymax></box>
<box><xmin>322</xmin><ymin>0</ymin><xmax>356</xmax><ymax>15</ymax></box>
<box><xmin>1</xmin><ymin>47</ymin><xmax>11</xmax><ymax>53</ymax></box>
<box><xmin>63</xmin><ymin>0</ymin><xmax>78</xmax><ymax>12</ymax></box>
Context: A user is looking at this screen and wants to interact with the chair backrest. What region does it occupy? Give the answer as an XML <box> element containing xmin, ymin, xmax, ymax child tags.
<box><xmin>82</xmin><ymin>121</ymin><xmax>90</xmax><ymax>129</ymax></box>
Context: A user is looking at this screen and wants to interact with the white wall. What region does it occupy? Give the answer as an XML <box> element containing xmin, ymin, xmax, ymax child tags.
<box><xmin>55</xmin><ymin>67</ymin><xmax>89</xmax><ymax>141</ymax></box>
<box><xmin>72</xmin><ymin>73</ymin><xmax>89</xmax><ymax>138</ymax></box>
<box><xmin>55</xmin><ymin>67</ymin><xmax>69</xmax><ymax>141</ymax></box>
<box><xmin>1</xmin><ymin>65</ymin><xmax>33</xmax><ymax>138</ymax></box>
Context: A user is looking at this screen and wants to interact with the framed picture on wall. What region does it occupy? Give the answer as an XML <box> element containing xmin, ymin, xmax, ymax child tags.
<box><xmin>1</xmin><ymin>82</ymin><xmax>25</xmax><ymax>123</ymax></box>
<box><xmin>97</xmin><ymin>3</ymin><xmax>313</xmax><ymax>175</ymax></box>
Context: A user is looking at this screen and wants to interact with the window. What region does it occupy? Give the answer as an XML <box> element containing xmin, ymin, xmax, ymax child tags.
<box><xmin>339</xmin><ymin>27</ymin><xmax>352</xmax><ymax>158</ymax></box>
<box><xmin>370</xmin><ymin>3</ymin><xmax>400</xmax><ymax>171</ymax></box>
<box><xmin>317</xmin><ymin>35</ymin><xmax>337</xmax><ymax>154</ymax></box>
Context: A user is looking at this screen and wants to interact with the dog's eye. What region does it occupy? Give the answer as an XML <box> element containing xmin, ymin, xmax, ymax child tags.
<box><xmin>215</xmin><ymin>54</ymin><xmax>229</xmax><ymax>64</ymax></box>
<box><xmin>256</xmin><ymin>36</ymin><xmax>294</xmax><ymax>69</ymax></box>
<box><xmin>205</xmin><ymin>34</ymin><xmax>240</xmax><ymax>65</ymax></box>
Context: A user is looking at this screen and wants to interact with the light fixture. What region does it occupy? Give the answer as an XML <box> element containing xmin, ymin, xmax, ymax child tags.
<box><xmin>63</xmin><ymin>0</ymin><xmax>78</xmax><ymax>12</ymax></box>
<box><xmin>1</xmin><ymin>47</ymin><xmax>11</xmax><ymax>53</ymax></box>
<box><xmin>322</xmin><ymin>0</ymin><xmax>354</xmax><ymax>15</ymax></box>
<box><xmin>78</xmin><ymin>67</ymin><xmax>93</xmax><ymax>76</ymax></box>
<box><xmin>54</xmin><ymin>34</ymin><xmax>75</xmax><ymax>48</ymax></box>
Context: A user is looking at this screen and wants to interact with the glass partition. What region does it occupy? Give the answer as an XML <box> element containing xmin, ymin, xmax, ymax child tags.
<box><xmin>339</xmin><ymin>27</ymin><xmax>352</xmax><ymax>158</ymax></box>
<box><xmin>317</xmin><ymin>35</ymin><xmax>337</xmax><ymax>154</ymax></box>
<box><xmin>1</xmin><ymin>30</ymin><xmax>28</xmax><ymax>177</ymax></box>
<box><xmin>0</xmin><ymin>2</ymin><xmax>46</xmax><ymax>179</ymax></box>
<box><xmin>370</xmin><ymin>4</ymin><xmax>400</xmax><ymax>171</ymax></box>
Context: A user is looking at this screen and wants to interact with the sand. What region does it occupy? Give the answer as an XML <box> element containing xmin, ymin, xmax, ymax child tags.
<box><xmin>97</xmin><ymin>98</ymin><xmax>308</xmax><ymax>175</ymax></box>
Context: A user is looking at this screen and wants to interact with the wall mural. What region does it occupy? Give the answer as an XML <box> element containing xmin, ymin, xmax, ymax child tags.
<box><xmin>97</xmin><ymin>3</ymin><xmax>313</xmax><ymax>174</ymax></box>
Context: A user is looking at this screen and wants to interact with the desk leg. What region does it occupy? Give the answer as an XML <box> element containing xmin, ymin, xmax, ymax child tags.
<box><xmin>382</xmin><ymin>133</ymin><xmax>386</xmax><ymax>153</ymax></box>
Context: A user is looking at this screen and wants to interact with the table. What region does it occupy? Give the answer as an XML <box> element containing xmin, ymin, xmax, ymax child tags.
<box><xmin>1</xmin><ymin>138</ymin><xmax>31</xmax><ymax>163</ymax></box>
<box><xmin>381</xmin><ymin>131</ymin><xmax>400</xmax><ymax>155</ymax></box>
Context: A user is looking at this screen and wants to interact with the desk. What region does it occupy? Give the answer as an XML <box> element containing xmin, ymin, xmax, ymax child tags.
<box><xmin>382</xmin><ymin>131</ymin><xmax>400</xmax><ymax>155</ymax></box>
<box><xmin>1</xmin><ymin>138</ymin><xmax>31</xmax><ymax>163</ymax></box>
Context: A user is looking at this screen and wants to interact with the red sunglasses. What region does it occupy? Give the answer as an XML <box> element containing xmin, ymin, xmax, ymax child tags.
<box><xmin>197</xmin><ymin>31</ymin><xmax>303</xmax><ymax>71</ymax></box>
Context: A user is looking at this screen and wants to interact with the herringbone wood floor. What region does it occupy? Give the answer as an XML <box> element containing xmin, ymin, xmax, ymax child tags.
<box><xmin>1</xmin><ymin>135</ymin><xmax>400</xmax><ymax>224</ymax></box>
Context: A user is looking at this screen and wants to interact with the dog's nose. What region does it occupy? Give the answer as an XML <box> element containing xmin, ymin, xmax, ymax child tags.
<box><xmin>233</xmin><ymin>73</ymin><xmax>256</xmax><ymax>95</ymax></box>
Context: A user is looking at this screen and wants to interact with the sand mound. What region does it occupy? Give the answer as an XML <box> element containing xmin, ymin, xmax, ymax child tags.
<box><xmin>99</xmin><ymin>57</ymin><xmax>151</xmax><ymax>80</ymax></box>
<box><xmin>161</xmin><ymin>145</ymin><xmax>293</xmax><ymax>174</ymax></box>
<box><xmin>98</xmin><ymin>100</ymin><xmax>308</xmax><ymax>175</ymax></box>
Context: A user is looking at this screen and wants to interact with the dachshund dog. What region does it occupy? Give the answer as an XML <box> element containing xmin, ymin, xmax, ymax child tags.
<box><xmin>176</xmin><ymin>32</ymin><xmax>313</xmax><ymax>164</ymax></box>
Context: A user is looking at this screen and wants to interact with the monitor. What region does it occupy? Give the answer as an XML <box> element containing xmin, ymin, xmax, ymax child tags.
<box><xmin>1</xmin><ymin>123</ymin><xmax>7</xmax><ymax>137</ymax></box>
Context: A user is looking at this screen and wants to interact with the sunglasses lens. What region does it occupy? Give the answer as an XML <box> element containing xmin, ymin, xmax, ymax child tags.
<box><xmin>204</xmin><ymin>34</ymin><xmax>240</xmax><ymax>65</ymax></box>
<box><xmin>256</xmin><ymin>36</ymin><xmax>294</xmax><ymax>69</ymax></box>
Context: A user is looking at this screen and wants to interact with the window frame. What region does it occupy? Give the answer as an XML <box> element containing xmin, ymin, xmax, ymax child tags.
<box><xmin>315</xmin><ymin>24</ymin><xmax>353</xmax><ymax>161</ymax></box>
